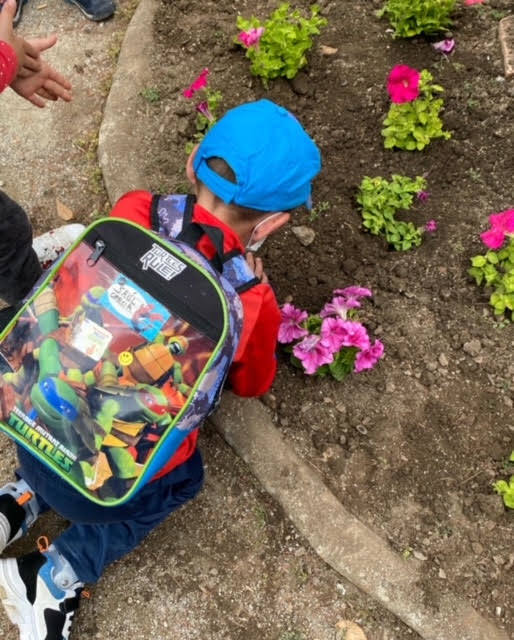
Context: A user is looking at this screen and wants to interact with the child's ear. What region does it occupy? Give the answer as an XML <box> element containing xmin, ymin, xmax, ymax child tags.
<box><xmin>252</xmin><ymin>212</ymin><xmax>291</xmax><ymax>243</ymax></box>
<box><xmin>186</xmin><ymin>145</ymin><xmax>200</xmax><ymax>185</ymax></box>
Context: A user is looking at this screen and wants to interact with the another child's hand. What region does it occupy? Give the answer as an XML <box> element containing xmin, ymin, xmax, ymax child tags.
<box><xmin>245</xmin><ymin>251</ymin><xmax>269</xmax><ymax>284</ymax></box>
<box><xmin>10</xmin><ymin>60</ymin><xmax>72</xmax><ymax>106</ymax></box>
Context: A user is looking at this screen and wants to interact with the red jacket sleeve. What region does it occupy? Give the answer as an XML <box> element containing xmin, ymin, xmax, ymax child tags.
<box><xmin>0</xmin><ymin>41</ymin><xmax>18</xmax><ymax>93</ymax></box>
<box><xmin>110</xmin><ymin>190</ymin><xmax>153</xmax><ymax>226</ymax></box>
<box><xmin>228</xmin><ymin>284</ymin><xmax>281</xmax><ymax>397</ymax></box>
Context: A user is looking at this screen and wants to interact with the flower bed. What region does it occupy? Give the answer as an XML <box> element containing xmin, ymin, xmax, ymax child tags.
<box><xmin>145</xmin><ymin>0</ymin><xmax>514</xmax><ymax>636</ymax></box>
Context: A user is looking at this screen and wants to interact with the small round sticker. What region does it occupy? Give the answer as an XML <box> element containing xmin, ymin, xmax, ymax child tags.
<box><xmin>118</xmin><ymin>351</ymin><xmax>133</xmax><ymax>366</ymax></box>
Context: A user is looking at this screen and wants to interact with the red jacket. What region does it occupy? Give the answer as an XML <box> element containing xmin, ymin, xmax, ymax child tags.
<box><xmin>110</xmin><ymin>191</ymin><xmax>281</xmax><ymax>477</ymax></box>
<box><xmin>0</xmin><ymin>41</ymin><xmax>17</xmax><ymax>93</ymax></box>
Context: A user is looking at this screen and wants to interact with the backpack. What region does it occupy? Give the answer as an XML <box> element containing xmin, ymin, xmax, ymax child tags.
<box><xmin>0</xmin><ymin>194</ymin><xmax>258</xmax><ymax>506</ymax></box>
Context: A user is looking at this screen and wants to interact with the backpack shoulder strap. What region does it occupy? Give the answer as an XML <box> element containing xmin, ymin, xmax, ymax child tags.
<box><xmin>150</xmin><ymin>193</ymin><xmax>196</xmax><ymax>238</ymax></box>
<box><xmin>221</xmin><ymin>251</ymin><xmax>260</xmax><ymax>295</ymax></box>
<box><xmin>151</xmin><ymin>193</ymin><xmax>259</xmax><ymax>294</ymax></box>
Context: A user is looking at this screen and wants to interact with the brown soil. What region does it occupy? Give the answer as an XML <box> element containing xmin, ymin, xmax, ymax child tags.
<box><xmin>144</xmin><ymin>0</ymin><xmax>514</xmax><ymax>636</ymax></box>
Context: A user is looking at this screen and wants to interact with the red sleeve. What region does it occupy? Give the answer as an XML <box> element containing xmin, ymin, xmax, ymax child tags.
<box><xmin>228</xmin><ymin>283</ymin><xmax>281</xmax><ymax>397</ymax></box>
<box><xmin>110</xmin><ymin>190</ymin><xmax>153</xmax><ymax>226</ymax></box>
<box><xmin>0</xmin><ymin>41</ymin><xmax>18</xmax><ymax>93</ymax></box>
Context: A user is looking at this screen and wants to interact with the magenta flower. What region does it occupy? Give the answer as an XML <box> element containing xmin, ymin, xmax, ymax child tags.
<box><xmin>196</xmin><ymin>101</ymin><xmax>214</xmax><ymax>121</ymax></box>
<box><xmin>354</xmin><ymin>339</ymin><xmax>385</xmax><ymax>373</ymax></box>
<box><xmin>432</xmin><ymin>39</ymin><xmax>455</xmax><ymax>54</ymax></box>
<box><xmin>334</xmin><ymin>286</ymin><xmax>373</xmax><ymax>299</ymax></box>
<box><xmin>320</xmin><ymin>317</ymin><xmax>370</xmax><ymax>353</ymax></box>
<box><xmin>320</xmin><ymin>295</ymin><xmax>355</xmax><ymax>319</ymax></box>
<box><xmin>387</xmin><ymin>65</ymin><xmax>421</xmax><ymax>104</ymax></box>
<box><xmin>293</xmin><ymin>334</ymin><xmax>334</xmax><ymax>375</ymax></box>
<box><xmin>238</xmin><ymin>27</ymin><xmax>265</xmax><ymax>48</ymax></box>
<box><xmin>417</xmin><ymin>190</ymin><xmax>430</xmax><ymax>203</ymax></box>
<box><xmin>278</xmin><ymin>303</ymin><xmax>308</xmax><ymax>344</ymax></box>
<box><xmin>489</xmin><ymin>209</ymin><xmax>514</xmax><ymax>233</ymax></box>
<box><xmin>425</xmin><ymin>219</ymin><xmax>438</xmax><ymax>233</ymax></box>
<box><xmin>183</xmin><ymin>68</ymin><xmax>209</xmax><ymax>99</ymax></box>
<box><xmin>481</xmin><ymin>228</ymin><xmax>506</xmax><ymax>250</ymax></box>
<box><xmin>464</xmin><ymin>0</ymin><xmax>485</xmax><ymax>5</ymax></box>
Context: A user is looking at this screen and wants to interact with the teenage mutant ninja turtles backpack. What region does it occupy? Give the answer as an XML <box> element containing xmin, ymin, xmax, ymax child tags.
<box><xmin>0</xmin><ymin>194</ymin><xmax>258</xmax><ymax>506</ymax></box>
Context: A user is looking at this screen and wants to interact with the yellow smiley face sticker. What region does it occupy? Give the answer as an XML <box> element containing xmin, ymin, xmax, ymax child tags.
<box><xmin>118</xmin><ymin>351</ymin><xmax>133</xmax><ymax>366</ymax></box>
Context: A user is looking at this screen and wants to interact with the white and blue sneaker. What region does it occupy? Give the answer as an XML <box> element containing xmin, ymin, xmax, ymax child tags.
<box><xmin>0</xmin><ymin>479</ymin><xmax>40</xmax><ymax>554</ymax></box>
<box><xmin>0</xmin><ymin>543</ymin><xmax>83</xmax><ymax>640</ymax></box>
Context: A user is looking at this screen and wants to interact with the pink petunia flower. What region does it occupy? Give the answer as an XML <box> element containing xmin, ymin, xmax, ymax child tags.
<box><xmin>387</xmin><ymin>65</ymin><xmax>421</xmax><ymax>104</ymax></box>
<box><xmin>464</xmin><ymin>0</ymin><xmax>485</xmax><ymax>5</ymax></box>
<box><xmin>320</xmin><ymin>295</ymin><xmax>356</xmax><ymax>319</ymax></box>
<box><xmin>354</xmin><ymin>339</ymin><xmax>385</xmax><ymax>373</ymax></box>
<box><xmin>293</xmin><ymin>334</ymin><xmax>334</xmax><ymax>375</ymax></box>
<box><xmin>334</xmin><ymin>286</ymin><xmax>373</xmax><ymax>299</ymax></box>
<box><xmin>481</xmin><ymin>228</ymin><xmax>506</xmax><ymax>250</ymax></box>
<box><xmin>425</xmin><ymin>219</ymin><xmax>438</xmax><ymax>233</ymax></box>
<box><xmin>278</xmin><ymin>303</ymin><xmax>308</xmax><ymax>344</ymax></box>
<box><xmin>183</xmin><ymin>68</ymin><xmax>209</xmax><ymax>99</ymax></box>
<box><xmin>432</xmin><ymin>39</ymin><xmax>456</xmax><ymax>54</ymax></box>
<box><xmin>417</xmin><ymin>190</ymin><xmax>430</xmax><ymax>202</ymax></box>
<box><xmin>238</xmin><ymin>27</ymin><xmax>265</xmax><ymax>48</ymax></box>
<box><xmin>196</xmin><ymin>101</ymin><xmax>214</xmax><ymax>121</ymax></box>
<box><xmin>320</xmin><ymin>317</ymin><xmax>348</xmax><ymax>352</ymax></box>
<box><xmin>489</xmin><ymin>209</ymin><xmax>514</xmax><ymax>233</ymax></box>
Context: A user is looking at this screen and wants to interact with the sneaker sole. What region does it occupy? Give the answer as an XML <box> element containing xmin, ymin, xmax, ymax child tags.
<box><xmin>65</xmin><ymin>0</ymin><xmax>115</xmax><ymax>20</ymax></box>
<box><xmin>0</xmin><ymin>559</ymin><xmax>36</xmax><ymax>640</ymax></box>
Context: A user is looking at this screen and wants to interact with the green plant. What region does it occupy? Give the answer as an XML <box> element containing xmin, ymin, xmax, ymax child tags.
<box><xmin>469</xmin><ymin>240</ymin><xmax>514</xmax><ymax>316</ymax></box>
<box><xmin>493</xmin><ymin>452</ymin><xmax>514</xmax><ymax>509</ymax></box>
<box><xmin>236</xmin><ymin>3</ymin><xmax>327</xmax><ymax>86</ymax></box>
<box><xmin>357</xmin><ymin>175</ymin><xmax>430</xmax><ymax>251</ymax></box>
<box><xmin>382</xmin><ymin>70</ymin><xmax>451</xmax><ymax>151</ymax></box>
<box><xmin>309</xmin><ymin>200</ymin><xmax>330</xmax><ymax>222</ymax></box>
<box><xmin>139</xmin><ymin>87</ymin><xmax>161</xmax><ymax>104</ymax></box>
<box><xmin>184</xmin><ymin>89</ymin><xmax>223</xmax><ymax>154</ymax></box>
<box><xmin>377</xmin><ymin>0</ymin><xmax>457</xmax><ymax>37</ymax></box>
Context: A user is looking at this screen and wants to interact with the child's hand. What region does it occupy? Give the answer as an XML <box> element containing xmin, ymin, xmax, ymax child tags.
<box><xmin>10</xmin><ymin>60</ymin><xmax>72</xmax><ymax>106</ymax></box>
<box><xmin>15</xmin><ymin>35</ymin><xmax>58</xmax><ymax>78</ymax></box>
<box><xmin>245</xmin><ymin>251</ymin><xmax>269</xmax><ymax>284</ymax></box>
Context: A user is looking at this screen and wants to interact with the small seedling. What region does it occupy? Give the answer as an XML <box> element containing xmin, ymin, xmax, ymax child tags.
<box><xmin>309</xmin><ymin>200</ymin><xmax>330</xmax><ymax>221</ymax></box>
<box><xmin>140</xmin><ymin>87</ymin><xmax>161</xmax><ymax>104</ymax></box>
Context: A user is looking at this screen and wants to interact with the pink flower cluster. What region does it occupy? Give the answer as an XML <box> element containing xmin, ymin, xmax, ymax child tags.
<box><xmin>480</xmin><ymin>209</ymin><xmax>514</xmax><ymax>250</ymax></box>
<box><xmin>387</xmin><ymin>65</ymin><xmax>420</xmax><ymax>104</ymax></box>
<box><xmin>183</xmin><ymin>68</ymin><xmax>209</xmax><ymax>99</ymax></box>
<box><xmin>279</xmin><ymin>288</ymin><xmax>384</xmax><ymax>376</ymax></box>
<box><xmin>432</xmin><ymin>39</ymin><xmax>455</xmax><ymax>54</ymax></box>
<box><xmin>238</xmin><ymin>27</ymin><xmax>265</xmax><ymax>48</ymax></box>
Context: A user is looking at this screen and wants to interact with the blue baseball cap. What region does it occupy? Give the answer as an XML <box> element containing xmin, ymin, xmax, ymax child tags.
<box><xmin>193</xmin><ymin>99</ymin><xmax>321</xmax><ymax>212</ymax></box>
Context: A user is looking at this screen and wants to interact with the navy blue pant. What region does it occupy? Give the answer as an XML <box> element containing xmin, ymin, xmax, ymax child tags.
<box><xmin>16</xmin><ymin>446</ymin><xmax>204</xmax><ymax>583</ymax></box>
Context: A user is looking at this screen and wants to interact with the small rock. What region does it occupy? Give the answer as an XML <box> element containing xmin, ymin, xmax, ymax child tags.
<box><xmin>438</xmin><ymin>568</ymin><xmax>447</xmax><ymax>579</ymax></box>
<box><xmin>385</xmin><ymin>381</ymin><xmax>396</xmax><ymax>393</ymax></box>
<box><xmin>292</xmin><ymin>226</ymin><xmax>316</xmax><ymax>246</ymax></box>
<box><xmin>495</xmin><ymin>606</ymin><xmax>502</xmax><ymax>618</ymax></box>
<box><xmin>438</xmin><ymin>353</ymin><xmax>449</xmax><ymax>367</ymax></box>
<box><xmin>290</xmin><ymin>73</ymin><xmax>310</xmax><ymax>95</ymax></box>
<box><xmin>261</xmin><ymin>393</ymin><xmax>277</xmax><ymax>410</ymax></box>
<box><xmin>420</xmin><ymin>371</ymin><xmax>435</xmax><ymax>387</ymax></box>
<box><xmin>301</xmin><ymin>401</ymin><xmax>313</xmax><ymax>413</ymax></box>
<box><xmin>413</xmin><ymin>550</ymin><xmax>427</xmax><ymax>561</ymax></box>
<box><xmin>477</xmin><ymin>494</ymin><xmax>505</xmax><ymax>518</ymax></box>
<box><xmin>339</xmin><ymin>434</ymin><xmax>347</xmax><ymax>446</ymax></box>
<box><xmin>463</xmin><ymin>339</ymin><xmax>482</xmax><ymax>357</ymax></box>
<box><xmin>426</xmin><ymin>361</ymin><xmax>438</xmax><ymax>372</ymax></box>
<box><xmin>320</xmin><ymin>44</ymin><xmax>338</xmax><ymax>56</ymax></box>
<box><xmin>471</xmin><ymin>542</ymin><xmax>484</xmax><ymax>555</ymax></box>
<box><xmin>335</xmin><ymin>403</ymin><xmax>346</xmax><ymax>415</ymax></box>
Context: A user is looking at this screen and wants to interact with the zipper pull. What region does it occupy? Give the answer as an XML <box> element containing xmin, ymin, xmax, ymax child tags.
<box><xmin>87</xmin><ymin>240</ymin><xmax>106</xmax><ymax>266</ymax></box>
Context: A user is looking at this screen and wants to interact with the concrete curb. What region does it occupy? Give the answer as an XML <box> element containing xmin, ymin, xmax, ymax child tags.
<box><xmin>99</xmin><ymin>2</ymin><xmax>510</xmax><ymax>637</ymax></box>
<box><xmin>98</xmin><ymin>0</ymin><xmax>159</xmax><ymax>204</ymax></box>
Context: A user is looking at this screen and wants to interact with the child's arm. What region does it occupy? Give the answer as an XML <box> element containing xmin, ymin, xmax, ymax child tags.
<box><xmin>0</xmin><ymin>191</ymin><xmax>42</xmax><ymax>305</ymax></box>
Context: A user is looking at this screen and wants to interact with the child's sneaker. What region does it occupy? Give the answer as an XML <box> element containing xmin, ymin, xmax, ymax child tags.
<box><xmin>32</xmin><ymin>224</ymin><xmax>85</xmax><ymax>270</ymax></box>
<box><xmin>0</xmin><ymin>544</ymin><xmax>83</xmax><ymax>640</ymax></box>
<box><xmin>65</xmin><ymin>0</ymin><xmax>115</xmax><ymax>21</ymax></box>
<box><xmin>0</xmin><ymin>479</ymin><xmax>40</xmax><ymax>554</ymax></box>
